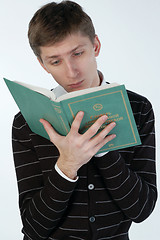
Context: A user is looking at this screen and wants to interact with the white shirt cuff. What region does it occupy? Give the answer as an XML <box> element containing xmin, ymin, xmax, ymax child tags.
<box><xmin>55</xmin><ymin>163</ymin><xmax>79</xmax><ymax>182</ymax></box>
<box><xmin>94</xmin><ymin>151</ymin><xmax>109</xmax><ymax>157</ymax></box>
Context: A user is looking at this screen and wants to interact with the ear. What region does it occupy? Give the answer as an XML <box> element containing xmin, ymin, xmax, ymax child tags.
<box><xmin>37</xmin><ymin>57</ymin><xmax>50</xmax><ymax>73</ymax></box>
<box><xmin>94</xmin><ymin>35</ymin><xmax>101</xmax><ymax>57</ymax></box>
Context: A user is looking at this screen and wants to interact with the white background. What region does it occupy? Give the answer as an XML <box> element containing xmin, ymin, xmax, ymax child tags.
<box><xmin>0</xmin><ymin>0</ymin><xmax>159</xmax><ymax>239</ymax></box>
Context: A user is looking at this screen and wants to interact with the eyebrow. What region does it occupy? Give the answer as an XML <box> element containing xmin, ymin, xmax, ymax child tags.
<box><xmin>45</xmin><ymin>44</ymin><xmax>86</xmax><ymax>60</ymax></box>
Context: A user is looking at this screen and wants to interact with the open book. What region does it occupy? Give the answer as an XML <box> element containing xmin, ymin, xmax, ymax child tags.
<box><xmin>4</xmin><ymin>78</ymin><xmax>141</xmax><ymax>153</ymax></box>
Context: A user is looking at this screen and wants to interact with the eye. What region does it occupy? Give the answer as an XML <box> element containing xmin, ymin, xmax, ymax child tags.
<box><xmin>51</xmin><ymin>60</ymin><xmax>60</xmax><ymax>66</ymax></box>
<box><xmin>74</xmin><ymin>51</ymin><xmax>83</xmax><ymax>57</ymax></box>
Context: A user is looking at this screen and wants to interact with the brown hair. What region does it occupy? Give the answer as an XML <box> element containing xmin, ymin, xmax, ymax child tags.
<box><xmin>28</xmin><ymin>1</ymin><xmax>95</xmax><ymax>59</ymax></box>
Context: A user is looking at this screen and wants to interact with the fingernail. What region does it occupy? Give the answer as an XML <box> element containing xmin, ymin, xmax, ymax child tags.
<box><xmin>39</xmin><ymin>119</ymin><xmax>44</xmax><ymax>124</ymax></box>
<box><xmin>112</xmin><ymin>134</ymin><xmax>116</xmax><ymax>139</ymax></box>
<box><xmin>79</xmin><ymin>111</ymin><xmax>84</xmax><ymax>116</ymax></box>
<box><xmin>102</xmin><ymin>115</ymin><xmax>108</xmax><ymax>121</ymax></box>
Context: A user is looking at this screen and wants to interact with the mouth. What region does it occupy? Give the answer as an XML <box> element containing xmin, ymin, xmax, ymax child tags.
<box><xmin>68</xmin><ymin>80</ymin><xmax>84</xmax><ymax>89</ymax></box>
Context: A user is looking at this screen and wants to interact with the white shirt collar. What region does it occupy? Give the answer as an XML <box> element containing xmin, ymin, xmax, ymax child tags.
<box><xmin>53</xmin><ymin>71</ymin><xmax>106</xmax><ymax>98</ymax></box>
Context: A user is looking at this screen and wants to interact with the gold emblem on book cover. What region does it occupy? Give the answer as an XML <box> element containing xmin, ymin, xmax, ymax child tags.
<box><xmin>93</xmin><ymin>104</ymin><xmax>103</xmax><ymax>111</ymax></box>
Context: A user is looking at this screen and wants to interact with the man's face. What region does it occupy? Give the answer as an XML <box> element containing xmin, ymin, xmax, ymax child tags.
<box><xmin>39</xmin><ymin>32</ymin><xmax>101</xmax><ymax>92</ymax></box>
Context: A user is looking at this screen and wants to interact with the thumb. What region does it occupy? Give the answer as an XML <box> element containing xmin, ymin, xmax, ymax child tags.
<box><xmin>39</xmin><ymin>119</ymin><xmax>62</xmax><ymax>144</ymax></box>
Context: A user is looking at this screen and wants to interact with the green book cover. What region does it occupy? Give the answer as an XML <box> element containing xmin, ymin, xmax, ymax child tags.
<box><xmin>4</xmin><ymin>78</ymin><xmax>141</xmax><ymax>153</ymax></box>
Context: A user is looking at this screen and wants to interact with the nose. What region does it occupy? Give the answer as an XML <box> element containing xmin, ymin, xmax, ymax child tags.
<box><xmin>65</xmin><ymin>59</ymin><xmax>79</xmax><ymax>78</ymax></box>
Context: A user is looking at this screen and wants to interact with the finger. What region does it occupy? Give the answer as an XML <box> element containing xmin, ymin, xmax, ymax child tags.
<box><xmin>83</xmin><ymin>115</ymin><xmax>108</xmax><ymax>139</ymax></box>
<box><xmin>90</xmin><ymin>121</ymin><xmax>116</xmax><ymax>146</ymax></box>
<box><xmin>100</xmin><ymin>121</ymin><xmax>116</xmax><ymax>138</ymax></box>
<box><xmin>39</xmin><ymin>119</ymin><xmax>62</xmax><ymax>143</ymax></box>
<box><xmin>93</xmin><ymin>133</ymin><xmax>116</xmax><ymax>154</ymax></box>
<box><xmin>70</xmin><ymin>111</ymin><xmax>84</xmax><ymax>134</ymax></box>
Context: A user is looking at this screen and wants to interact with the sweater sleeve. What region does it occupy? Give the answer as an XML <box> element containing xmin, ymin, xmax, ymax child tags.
<box><xmin>94</xmin><ymin>97</ymin><xmax>157</xmax><ymax>223</ymax></box>
<box><xmin>12</xmin><ymin>113</ymin><xmax>77</xmax><ymax>240</ymax></box>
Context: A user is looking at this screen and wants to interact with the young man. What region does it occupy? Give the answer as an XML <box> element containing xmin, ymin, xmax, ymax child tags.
<box><xmin>12</xmin><ymin>1</ymin><xmax>157</xmax><ymax>239</ymax></box>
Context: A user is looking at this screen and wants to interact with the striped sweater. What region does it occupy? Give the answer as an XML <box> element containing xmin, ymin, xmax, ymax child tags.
<box><xmin>12</xmin><ymin>89</ymin><xmax>157</xmax><ymax>240</ymax></box>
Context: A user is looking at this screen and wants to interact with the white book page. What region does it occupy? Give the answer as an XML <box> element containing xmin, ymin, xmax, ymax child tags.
<box><xmin>15</xmin><ymin>81</ymin><xmax>56</xmax><ymax>100</ymax></box>
<box><xmin>15</xmin><ymin>81</ymin><xmax>119</xmax><ymax>102</ymax></box>
<box><xmin>56</xmin><ymin>82</ymin><xmax>119</xmax><ymax>102</ymax></box>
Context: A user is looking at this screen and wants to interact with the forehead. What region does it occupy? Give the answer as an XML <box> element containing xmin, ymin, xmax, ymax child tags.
<box><xmin>40</xmin><ymin>33</ymin><xmax>93</xmax><ymax>60</ymax></box>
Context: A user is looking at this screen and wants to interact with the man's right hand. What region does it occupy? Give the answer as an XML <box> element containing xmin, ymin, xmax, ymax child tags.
<box><xmin>40</xmin><ymin>111</ymin><xmax>116</xmax><ymax>180</ymax></box>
